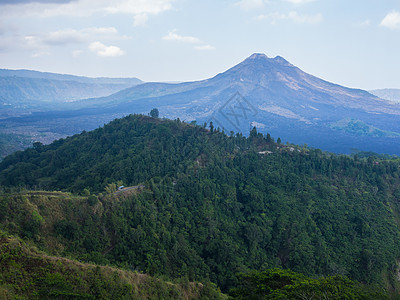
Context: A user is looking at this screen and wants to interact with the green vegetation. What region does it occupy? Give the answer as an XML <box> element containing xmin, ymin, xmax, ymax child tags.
<box><xmin>1</xmin><ymin>114</ymin><xmax>400</xmax><ymax>297</ymax></box>
<box><xmin>150</xmin><ymin>108</ymin><xmax>160</xmax><ymax>118</ymax></box>
<box><xmin>230</xmin><ymin>268</ymin><xmax>389</xmax><ymax>299</ymax></box>
<box><xmin>331</xmin><ymin>118</ymin><xmax>400</xmax><ymax>137</ymax></box>
<box><xmin>351</xmin><ymin>150</ymin><xmax>399</xmax><ymax>160</ymax></box>
<box><xmin>0</xmin><ymin>229</ymin><xmax>224</xmax><ymax>299</ymax></box>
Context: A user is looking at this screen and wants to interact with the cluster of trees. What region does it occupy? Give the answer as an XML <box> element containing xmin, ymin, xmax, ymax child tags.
<box><xmin>1</xmin><ymin>114</ymin><xmax>400</xmax><ymax>295</ymax></box>
<box><xmin>230</xmin><ymin>268</ymin><xmax>389</xmax><ymax>299</ymax></box>
<box><xmin>0</xmin><ymin>115</ymin><xmax>212</xmax><ymax>192</ymax></box>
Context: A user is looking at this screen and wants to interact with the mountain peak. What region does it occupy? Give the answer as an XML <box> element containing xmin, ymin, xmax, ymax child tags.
<box><xmin>246</xmin><ymin>53</ymin><xmax>269</xmax><ymax>60</ymax></box>
<box><xmin>211</xmin><ymin>52</ymin><xmax>299</xmax><ymax>86</ymax></box>
<box><xmin>242</xmin><ymin>53</ymin><xmax>293</xmax><ymax>68</ymax></box>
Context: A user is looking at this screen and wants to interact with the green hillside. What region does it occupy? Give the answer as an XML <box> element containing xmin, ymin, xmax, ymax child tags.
<box><xmin>230</xmin><ymin>268</ymin><xmax>389</xmax><ymax>299</ymax></box>
<box><xmin>1</xmin><ymin>114</ymin><xmax>400</xmax><ymax>297</ymax></box>
<box><xmin>331</xmin><ymin>118</ymin><xmax>400</xmax><ymax>138</ymax></box>
<box><xmin>0</xmin><ymin>229</ymin><xmax>223</xmax><ymax>299</ymax></box>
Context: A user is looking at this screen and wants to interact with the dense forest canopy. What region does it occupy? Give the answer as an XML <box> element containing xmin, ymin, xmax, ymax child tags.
<box><xmin>0</xmin><ymin>228</ymin><xmax>224</xmax><ymax>299</ymax></box>
<box><xmin>230</xmin><ymin>268</ymin><xmax>389</xmax><ymax>299</ymax></box>
<box><xmin>1</xmin><ymin>114</ymin><xmax>400</xmax><ymax>296</ymax></box>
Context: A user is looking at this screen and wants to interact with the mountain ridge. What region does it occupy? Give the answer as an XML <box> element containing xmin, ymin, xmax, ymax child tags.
<box><xmin>0</xmin><ymin>68</ymin><xmax>142</xmax><ymax>85</ymax></box>
<box><xmin>0</xmin><ymin>68</ymin><xmax>143</xmax><ymax>111</ymax></box>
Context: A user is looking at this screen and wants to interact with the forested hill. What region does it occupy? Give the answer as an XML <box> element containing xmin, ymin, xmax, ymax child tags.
<box><xmin>1</xmin><ymin>114</ymin><xmax>400</xmax><ymax>295</ymax></box>
<box><xmin>0</xmin><ymin>114</ymin><xmax>232</xmax><ymax>192</ymax></box>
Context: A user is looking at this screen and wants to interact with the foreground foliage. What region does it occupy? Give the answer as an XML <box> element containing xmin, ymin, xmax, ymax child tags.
<box><xmin>0</xmin><ymin>230</ymin><xmax>224</xmax><ymax>299</ymax></box>
<box><xmin>230</xmin><ymin>268</ymin><xmax>389</xmax><ymax>299</ymax></box>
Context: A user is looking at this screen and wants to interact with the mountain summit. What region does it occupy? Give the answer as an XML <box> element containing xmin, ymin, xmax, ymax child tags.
<box><xmin>242</xmin><ymin>53</ymin><xmax>293</xmax><ymax>66</ymax></box>
<box><xmin>214</xmin><ymin>53</ymin><xmax>296</xmax><ymax>84</ymax></box>
<box><xmin>247</xmin><ymin>52</ymin><xmax>268</xmax><ymax>59</ymax></box>
<box><xmin>238</xmin><ymin>52</ymin><xmax>292</xmax><ymax>65</ymax></box>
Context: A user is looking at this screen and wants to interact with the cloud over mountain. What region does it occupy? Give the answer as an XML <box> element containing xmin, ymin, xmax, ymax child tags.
<box><xmin>163</xmin><ymin>30</ymin><xmax>215</xmax><ymax>50</ymax></box>
<box><xmin>380</xmin><ymin>10</ymin><xmax>400</xmax><ymax>29</ymax></box>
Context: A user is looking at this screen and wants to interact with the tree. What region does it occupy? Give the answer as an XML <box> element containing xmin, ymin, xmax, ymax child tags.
<box><xmin>33</xmin><ymin>141</ymin><xmax>44</xmax><ymax>151</ymax></box>
<box><xmin>150</xmin><ymin>108</ymin><xmax>159</xmax><ymax>118</ymax></box>
<box><xmin>266</xmin><ymin>133</ymin><xmax>272</xmax><ymax>143</ymax></box>
<box><xmin>250</xmin><ymin>127</ymin><xmax>257</xmax><ymax>138</ymax></box>
<box><xmin>277</xmin><ymin>137</ymin><xmax>282</xmax><ymax>144</ymax></box>
<box><xmin>229</xmin><ymin>269</ymin><xmax>389</xmax><ymax>299</ymax></box>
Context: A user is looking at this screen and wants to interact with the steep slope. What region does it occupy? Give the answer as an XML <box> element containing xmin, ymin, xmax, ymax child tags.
<box><xmin>1</xmin><ymin>115</ymin><xmax>400</xmax><ymax>293</ymax></box>
<box><xmin>4</xmin><ymin>54</ymin><xmax>400</xmax><ymax>154</ymax></box>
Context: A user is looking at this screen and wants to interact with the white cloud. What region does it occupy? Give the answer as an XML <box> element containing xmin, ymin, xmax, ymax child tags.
<box><xmin>234</xmin><ymin>0</ymin><xmax>266</xmax><ymax>11</ymax></box>
<box><xmin>1</xmin><ymin>26</ymin><xmax>128</xmax><ymax>54</ymax></box>
<box><xmin>163</xmin><ymin>30</ymin><xmax>202</xmax><ymax>44</ymax></box>
<box><xmin>0</xmin><ymin>0</ymin><xmax>173</xmax><ymax>26</ymax></box>
<box><xmin>23</xmin><ymin>27</ymin><xmax>124</xmax><ymax>49</ymax></box>
<box><xmin>194</xmin><ymin>45</ymin><xmax>215</xmax><ymax>51</ymax></box>
<box><xmin>89</xmin><ymin>41</ymin><xmax>125</xmax><ymax>57</ymax></box>
<box><xmin>257</xmin><ymin>11</ymin><xmax>322</xmax><ymax>24</ymax></box>
<box><xmin>380</xmin><ymin>10</ymin><xmax>400</xmax><ymax>29</ymax></box>
<box><xmin>103</xmin><ymin>0</ymin><xmax>172</xmax><ymax>15</ymax></box>
<box><xmin>235</xmin><ymin>0</ymin><xmax>314</xmax><ymax>10</ymax></box>
<box><xmin>163</xmin><ymin>30</ymin><xmax>215</xmax><ymax>51</ymax></box>
<box><xmin>133</xmin><ymin>13</ymin><xmax>149</xmax><ymax>26</ymax></box>
<box><xmin>39</xmin><ymin>29</ymin><xmax>85</xmax><ymax>45</ymax></box>
<box><xmin>84</xmin><ymin>27</ymin><xmax>119</xmax><ymax>36</ymax></box>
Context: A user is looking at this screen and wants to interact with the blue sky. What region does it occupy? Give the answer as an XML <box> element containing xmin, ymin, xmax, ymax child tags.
<box><xmin>0</xmin><ymin>0</ymin><xmax>399</xmax><ymax>89</ymax></box>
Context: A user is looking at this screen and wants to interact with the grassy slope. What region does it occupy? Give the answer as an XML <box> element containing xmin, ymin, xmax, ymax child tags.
<box><xmin>0</xmin><ymin>229</ymin><xmax>225</xmax><ymax>299</ymax></box>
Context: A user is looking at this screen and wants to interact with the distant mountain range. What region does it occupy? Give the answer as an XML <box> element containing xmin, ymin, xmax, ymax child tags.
<box><xmin>369</xmin><ymin>88</ymin><xmax>400</xmax><ymax>103</ymax></box>
<box><xmin>1</xmin><ymin>54</ymin><xmax>400</xmax><ymax>156</ymax></box>
<box><xmin>0</xmin><ymin>69</ymin><xmax>142</xmax><ymax>112</ymax></box>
